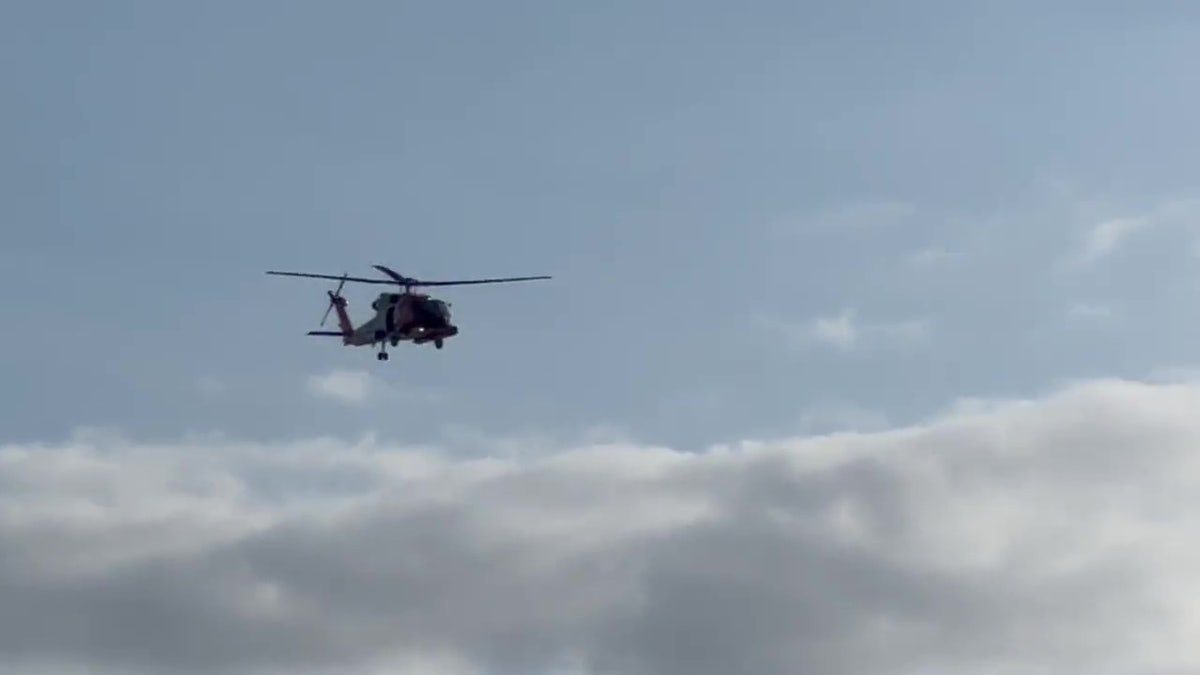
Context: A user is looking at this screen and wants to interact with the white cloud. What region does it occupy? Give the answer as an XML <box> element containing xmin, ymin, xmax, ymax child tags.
<box><xmin>1079</xmin><ymin>215</ymin><xmax>1152</xmax><ymax>264</ymax></box>
<box><xmin>303</xmin><ymin>370</ymin><xmax>441</xmax><ymax>408</ymax></box>
<box><xmin>811</xmin><ymin>308</ymin><xmax>859</xmax><ymax>349</ymax></box>
<box><xmin>761</xmin><ymin>308</ymin><xmax>929</xmax><ymax>351</ymax></box>
<box><xmin>2</xmin><ymin>377</ymin><xmax>1199</xmax><ymax>673</ymax></box>
<box><xmin>1063</xmin><ymin>195</ymin><xmax>1200</xmax><ymax>268</ymax></box>
<box><xmin>306</xmin><ymin>369</ymin><xmax>374</xmax><ymax>404</ymax></box>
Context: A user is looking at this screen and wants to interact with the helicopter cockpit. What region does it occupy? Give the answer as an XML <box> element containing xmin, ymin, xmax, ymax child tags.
<box><xmin>417</xmin><ymin>297</ymin><xmax>452</xmax><ymax>326</ymax></box>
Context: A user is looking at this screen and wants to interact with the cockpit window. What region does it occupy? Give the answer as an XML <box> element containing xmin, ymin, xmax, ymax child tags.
<box><xmin>416</xmin><ymin>298</ymin><xmax>449</xmax><ymax>321</ymax></box>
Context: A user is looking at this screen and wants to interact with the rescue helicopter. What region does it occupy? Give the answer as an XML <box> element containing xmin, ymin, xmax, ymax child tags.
<box><xmin>267</xmin><ymin>264</ymin><xmax>551</xmax><ymax>360</ymax></box>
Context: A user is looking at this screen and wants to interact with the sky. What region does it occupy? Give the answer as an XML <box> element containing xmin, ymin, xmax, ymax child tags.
<box><xmin>3</xmin><ymin>1</ymin><xmax>1200</xmax><ymax>673</ymax></box>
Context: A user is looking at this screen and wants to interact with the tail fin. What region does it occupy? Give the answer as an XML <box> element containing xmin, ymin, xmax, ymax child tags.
<box><xmin>326</xmin><ymin>292</ymin><xmax>354</xmax><ymax>344</ymax></box>
<box><xmin>314</xmin><ymin>275</ymin><xmax>355</xmax><ymax>344</ymax></box>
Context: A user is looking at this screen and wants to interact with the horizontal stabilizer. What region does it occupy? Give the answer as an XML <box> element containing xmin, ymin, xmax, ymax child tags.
<box><xmin>306</xmin><ymin>330</ymin><xmax>346</xmax><ymax>337</ymax></box>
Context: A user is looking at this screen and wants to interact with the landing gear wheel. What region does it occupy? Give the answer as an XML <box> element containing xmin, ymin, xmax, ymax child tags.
<box><xmin>377</xmin><ymin>352</ymin><xmax>389</xmax><ymax>361</ymax></box>
<box><xmin>434</xmin><ymin>339</ymin><xmax>443</xmax><ymax>349</ymax></box>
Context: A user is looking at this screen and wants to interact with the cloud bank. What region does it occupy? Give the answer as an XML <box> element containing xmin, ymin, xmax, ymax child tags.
<box><xmin>2</xmin><ymin>378</ymin><xmax>1199</xmax><ymax>674</ymax></box>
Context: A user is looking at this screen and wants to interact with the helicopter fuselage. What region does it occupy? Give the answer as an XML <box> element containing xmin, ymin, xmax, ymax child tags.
<box><xmin>347</xmin><ymin>291</ymin><xmax>458</xmax><ymax>349</ymax></box>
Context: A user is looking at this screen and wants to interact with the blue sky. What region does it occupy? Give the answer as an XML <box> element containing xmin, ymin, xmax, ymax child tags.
<box><xmin>5</xmin><ymin>0</ymin><xmax>1200</xmax><ymax>449</ymax></box>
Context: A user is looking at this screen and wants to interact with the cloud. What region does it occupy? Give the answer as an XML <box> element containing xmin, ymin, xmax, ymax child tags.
<box><xmin>2</xmin><ymin>377</ymin><xmax>1199</xmax><ymax>673</ymax></box>
<box><xmin>306</xmin><ymin>369</ymin><xmax>374</xmax><ymax>404</ymax></box>
<box><xmin>1079</xmin><ymin>216</ymin><xmax>1152</xmax><ymax>264</ymax></box>
<box><xmin>1062</xmin><ymin>196</ymin><xmax>1200</xmax><ymax>268</ymax></box>
<box><xmin>760</xmin><ymin>308</ymin><xmax>929</xmax><ymax>351</ymax></box>
<box><xmin>811</xmin><ymin>308</ymin><xmax>859</xmax><ymax>349</ymax></box>
<box><xmin>303</xmin><ymin>370</ymin><xmax>442</xmax><ymax>407</ymax></box>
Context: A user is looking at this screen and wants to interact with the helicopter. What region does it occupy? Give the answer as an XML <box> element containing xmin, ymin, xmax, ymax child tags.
<box><xmin>267</xmin><ymin>263</ymin><xmax>551</xmax><ymax>360</ymax></box>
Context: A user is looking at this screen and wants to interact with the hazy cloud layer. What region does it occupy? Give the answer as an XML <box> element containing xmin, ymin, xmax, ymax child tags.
<box><xmin>1</xmin><ymin>378</ymin><xmax>1199</xmax><ymax>674</ymax></box>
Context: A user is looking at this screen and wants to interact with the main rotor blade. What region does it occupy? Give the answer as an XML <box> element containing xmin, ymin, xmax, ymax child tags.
<box><xmin>412</xmin><ymin>275</ymin><xmax>553</xmax><ymax>287</ymax></box>
<box><xmin>266</xmin><ymin>270</ymin><xmax>391</xmax><ymax>284</ymax></box>
<box><xmin>269</xmin><ymin>268</ymin><xmax>552</xmax><ymax>288</ymax></box>
<box><xmin>371</xmin><ymin>264</ymin><xmax>550</xmax><ymax>287</ymax></box>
